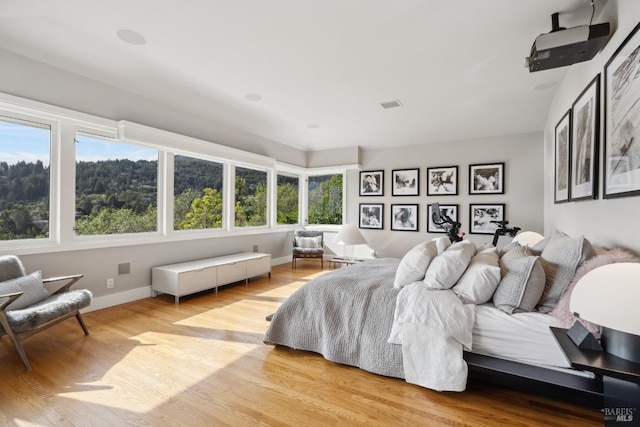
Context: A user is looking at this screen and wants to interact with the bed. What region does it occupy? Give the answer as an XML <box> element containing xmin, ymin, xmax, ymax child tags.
<box><xmin>264</xmin><ymin>231</ymin><xmax>639</xmax><ymax>408</ymax></box>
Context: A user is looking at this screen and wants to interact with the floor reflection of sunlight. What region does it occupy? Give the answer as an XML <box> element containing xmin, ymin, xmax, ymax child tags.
<box><xmin>56</xmin><ymin>330</ymin><xmax>258</xmax><ymax>412</ymax></box>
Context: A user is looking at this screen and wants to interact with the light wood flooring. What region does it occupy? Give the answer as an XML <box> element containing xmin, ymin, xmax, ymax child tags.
<box><xmin>0</xmin><ymin>262</ymin><xmax>602</xmax><ymax>426</ymax></box>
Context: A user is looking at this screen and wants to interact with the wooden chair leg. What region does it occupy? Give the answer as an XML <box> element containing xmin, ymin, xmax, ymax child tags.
<box><xmin>0</xmin><ymin>317</ymin><xmax>31</xmax><ymax>371</ymax></box>
<box><xmin>75</xmin><ymin>312</ymin><xmax>89</xmax><ymax>335</ymax></box>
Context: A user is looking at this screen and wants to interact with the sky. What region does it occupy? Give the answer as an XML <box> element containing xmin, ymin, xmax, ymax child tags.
<box><xmin>0</xmin><ymin>121</ymin><xmax>157</xmax><ymax>166</ymax></box>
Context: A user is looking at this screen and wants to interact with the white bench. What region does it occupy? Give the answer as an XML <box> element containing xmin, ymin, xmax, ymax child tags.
<box><xmin>152</xmin><ymin>252</ymin><xmax>271</xmax><ymax>303</ymax></box>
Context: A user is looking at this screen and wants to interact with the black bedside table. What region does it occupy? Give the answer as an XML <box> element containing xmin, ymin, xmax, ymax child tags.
<box><xmin>551</xmin><ymin>327</ymin><xmax>640</xmax><ymax>426</ymax></box>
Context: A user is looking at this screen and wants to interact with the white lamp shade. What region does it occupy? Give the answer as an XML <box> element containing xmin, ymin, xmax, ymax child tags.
<box><xmin>333</xmin><ymin>224</ymin><xmax>367</xmax><ymax>245</ymax></box>
<box><xmin>570</xmin><ymin>262</ymin><xmax>640</xmax><ymax>336</ymax></box>
<box><xmin>511</xmin><ymin>231</ymin><xmax>545</xmax><ymax>247</ymax></box>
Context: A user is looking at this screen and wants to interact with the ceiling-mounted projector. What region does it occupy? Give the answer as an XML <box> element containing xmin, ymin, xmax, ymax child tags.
<box><xmin>525</xmin><ymin>12</ymin><xmax>610</xmax><ymax>72</ymax></box>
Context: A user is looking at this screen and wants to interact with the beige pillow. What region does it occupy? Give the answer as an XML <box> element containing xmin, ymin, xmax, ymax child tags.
<box><xmin>423</xmin><ymin>240</ymin><xmax>476</xmax><ymax>290</ymax></box>
<box><xmin>493</xmin><ymin>246</ymin><xmax>545</xmax><ymax>314</ymax></box>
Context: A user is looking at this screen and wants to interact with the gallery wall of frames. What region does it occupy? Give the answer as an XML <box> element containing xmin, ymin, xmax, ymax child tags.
<box><xmin>554</xmin><ymin>21</ymin><xmax>640</xmax><ymax>204</ymax></box>
<box><xmin>357</xmin><ymin>162</ymin><xmax>508</xmax><ymax>236</ymax></box>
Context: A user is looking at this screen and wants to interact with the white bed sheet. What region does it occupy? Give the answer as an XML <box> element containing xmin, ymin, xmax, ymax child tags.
<box><xmin>471</xmin><ymin>303</ymin><xmax>571</xmax><ymax>368</ymax></box>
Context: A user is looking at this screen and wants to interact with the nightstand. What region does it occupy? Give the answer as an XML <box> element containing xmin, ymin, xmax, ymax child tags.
<box><xmin>551</xmin><ymin>327</ymin><xmax>640</xmax><ymax>426</ymax></box>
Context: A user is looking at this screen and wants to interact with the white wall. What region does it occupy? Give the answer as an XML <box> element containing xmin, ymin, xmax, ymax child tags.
<box><xmin>348</xmin><ymin>132</ymin><xmax>544</xmax><ymax>258</ymax></box>
<box><xmin>0</xmin><ymin>49</ymin><xmax>308</xmax><ymax>167</ymax></box>
<box><xmin>544</xmin><ymin>0</ymin><xmax>640</xmax><ymax>253</ymax></box>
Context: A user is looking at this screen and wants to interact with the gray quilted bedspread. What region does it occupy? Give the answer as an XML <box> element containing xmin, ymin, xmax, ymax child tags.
<box><xmin>263</xmin><ymin>258</ymin><xmax>405</xmax><ymax>379</ymax></box>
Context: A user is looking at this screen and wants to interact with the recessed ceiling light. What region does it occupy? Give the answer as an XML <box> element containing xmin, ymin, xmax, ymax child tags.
<box><xmin>117</xmin><ymin>29</ymin><xmax>147</xmax><ymax>46</ymax></box>
<box><xmin>244</xmin><ymin>94</ymin><xmax>262</xmax><ymax>101</ymax></box>
<box><xmin>533</xmin><ymin>81</ymin><xmax>558</xmax><ymax>91</ymax></box>
<box><xmin>306</xmin><ymin>124</ymin><xmax>320</xmax><ymax>129</ymax></box>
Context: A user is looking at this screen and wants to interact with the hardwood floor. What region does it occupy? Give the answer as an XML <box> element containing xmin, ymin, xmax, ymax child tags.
<box><xmin>0</xmin><ymin>263</ymin><xmax>602</xmax><ymax>426</ymax></box>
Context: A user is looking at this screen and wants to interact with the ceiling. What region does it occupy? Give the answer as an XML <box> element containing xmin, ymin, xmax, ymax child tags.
<box><xmin>0</xmin><ymin>0</ymin><xmax>605</xmax><ymax>152</ymax></box>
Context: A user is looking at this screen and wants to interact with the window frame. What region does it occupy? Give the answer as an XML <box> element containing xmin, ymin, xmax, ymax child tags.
<box><xmin>0</xmin><ymin>94</ymin><xmax>352</xmax><ymax>255</ymax></box>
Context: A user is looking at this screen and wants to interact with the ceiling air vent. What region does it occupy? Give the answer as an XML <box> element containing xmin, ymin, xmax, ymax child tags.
<box><xmin>380</xmin><ymin>99</ymin><xmax>403</xmax><ymax>109</ymax></box>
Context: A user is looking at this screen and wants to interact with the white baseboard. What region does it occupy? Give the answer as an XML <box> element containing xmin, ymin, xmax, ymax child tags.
<box><xmin>272</xmin><ymin>255</ymin><xmax>291</xmax><ymax>265</ymax></box>
<box><xmin>84</xmin><ymin>286</ymin><xmax>152</xmax><ymax>313</ymax></box>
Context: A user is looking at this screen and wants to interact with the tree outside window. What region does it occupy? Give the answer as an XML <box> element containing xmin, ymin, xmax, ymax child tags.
<box><xmin>74</xmin><ymin>136</ymin><xmax>158</xmax><ymax>235</ymax></box>
<box><xmin>308</xmin><ymin>174</ymin><xmax>343</xmax><ymax>225</ymax></box>
<box><xmin>174</xmin><ymin>155</ymin><xmax>223</xmax><ymax>230</ymax></box>
<box><xmin>0</xmin><ymin>118</ymin><xmax>51</xmax><ymax>240</ymax></box>
<box><xmin>277</xmin><ymin>174</ymin><xmax>299</xmax><ymax>225</ymax></box>
<box><xmin>235</xmin><ymin>166</ymin><xmax>267</xmax><ymax>227</ymax></box>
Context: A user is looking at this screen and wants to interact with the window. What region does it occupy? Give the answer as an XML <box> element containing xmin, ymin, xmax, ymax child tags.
<box><xmin>74</xmin><ymin>135</ymin><xmax>158</xmax><ymax>235</ymax></box>
<box><xmin>235</xmin><ymin>166</ymin><xmax>267</xmax><ymax>227</ymax></box>
<box><xmin>174</xmin><ymin>155</ymin><xmax>223</xmax><ymax>230</ymax></box>
<box><xmin>308</xmin><ymin>173</ymin><xmax>343</xmax><ymax>225</ymax></box>
<box><xmin>276</xmin><ymin>174</ymin><xmax>299</xmax><ymax>225</ymax></box>
<box><xmin>0</xmin><ymin>118</ymin><xmax>51</xmax><ymax>240</ymax></box>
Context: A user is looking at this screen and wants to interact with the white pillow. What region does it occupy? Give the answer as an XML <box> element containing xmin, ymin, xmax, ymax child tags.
<box><xmin>452</xmin><ymin>246</ymin><xmax>501</xmax><ymax>304</ymax></box>
<box><xmin>295</xmin><ymin>236</ymin><xmax>322</xmax><ymax>249</ymax></box>
<box><xmin>433</xmin><ymin>236</ymin><xmax>451</xmax><ymax>254</ymax></box>
<box><xmin>393</xmin><ymin>240</ymin><xmax>439</xmax><ymax>288</ymax></box>
<box><xmin>423</xmin><ymin>240</ymin><xmax>476</xmax><ymax>290</ymax></box>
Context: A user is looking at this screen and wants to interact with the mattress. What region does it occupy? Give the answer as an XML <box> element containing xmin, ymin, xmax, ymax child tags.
<box><xmin>472</xmin><ymin>303</ymin><xmax>571</xmax><ymax>368</ymax></box>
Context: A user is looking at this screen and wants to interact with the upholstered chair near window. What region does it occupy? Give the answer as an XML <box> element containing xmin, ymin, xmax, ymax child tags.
<box><xmin>0</xmin><ymin>255</ymin><xmax>92</xmax><ymax>370</ymax></box>
<box><xmin>291</xmin><ymin>230</ymin><xmax>324</xmax><ymax>269</ymax></box>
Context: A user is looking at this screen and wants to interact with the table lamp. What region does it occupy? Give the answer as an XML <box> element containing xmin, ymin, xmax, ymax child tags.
<box><xmin>333</xmin><ymin>224</ymin><xmax>367</xmax><ymax>260</ymax></box>
<box><xmin>570</xmin><ymin>262</ymin><xmax>640</xmax><ymax>363</ymax></box>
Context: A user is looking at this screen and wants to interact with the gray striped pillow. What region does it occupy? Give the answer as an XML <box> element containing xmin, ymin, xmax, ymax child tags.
<box><xmin>0</xmin><ymin>270</ymin><xmax>49</xmax><ymax>311</ymax></box>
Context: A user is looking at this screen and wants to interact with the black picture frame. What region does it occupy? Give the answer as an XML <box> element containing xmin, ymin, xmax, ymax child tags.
<box><xmin>359</xmin><ymin>170</ymin><xmax>384</xmax><ymax>196</ymax></box>
<box><xmin>391</xmin><ymin>168</ymin><xmax>419</xmax><ymax>196</ymax></box>
<box><xmin>554</xmin><ymin>110</ymin><xmax>571</xmax><ymax>203</ymax></box>
<box><xmin>359</xmin><ymin>203</ymin><xmax>384</xmax><ymax>229</ymax></box>
<box><xmin>391</xmin><ymin>204</ymin><xmax>419</xmax><ymax>231</ymax></box>
<box><xmin>469</xmin><ymin>162</ymin><xmax>505</xmax><ymax>195</ymax></box>
<box><xmin>426</xmin><ymin>166</ymin><xmax>458</xmax><ymax>196</ymax></box>
<box><xmin>427</xmin><ymin>203</ymin><xmax>458</xmax><ymax>233</ymax></box>
<box><xmin>469</xmin><ymin>203</ymin><xmax>505</xmax><ymax>235</ymax></box>
<box><xmin>604</xmin><ymin>21</ymin><xmax>640</xmax><ymax>199</ymax></box>
<box><xmin>571</xmin><ymin>75</ymin><xmax>600</xmax><ymax>201</ymax></box>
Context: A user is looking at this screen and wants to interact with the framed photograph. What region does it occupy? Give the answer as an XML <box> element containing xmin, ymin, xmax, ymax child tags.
<box><xmin>604</xmin><ymin>22</ymin><xmax>640</xmax><ymax>199</ymax></box>
<box><xmin>427</xmin><ymin>166</ymin><xmax>458</xmax><ymax>196</ymax></box>
<box><xmin>427</xmin><ymin>204</ymin><xmax>458</xmax><ymax>233</ymax></box>
<box><xmin>554</xmin><ymin>110</ymin><xmax>571</xmax><ymax>203</ymax></box>
<box><xmin>359</xmin><ymin>203</ymin><xmax>384</xmax><ymax>229</ymax></box>
<box><xmin>392</xmin><ymin>168</ymin><xmax>419</xmax><ymax>196</ymax></box>
<box><xmin>391</xmin><ymin>204</ymin><xmax>418</xmax><ymax>231</ymax></box>
<box><xmin>469</xmin><ymin>203</ymin><xmax>505</xmax><ymax>235</ymax></box>
<box><xmin>469</xmin><ymin>162</ymin><xmax>504</xmax><ymax>194</ymax></box>
<box><xmin>359</xmin><ymin>170</ymin><xmax>384</xmax><ymax>196</ymax></box>
<box><xmin>571</xmin><ymin>75</ymin><xmax>600</xmax><ymax>201</ymax></box>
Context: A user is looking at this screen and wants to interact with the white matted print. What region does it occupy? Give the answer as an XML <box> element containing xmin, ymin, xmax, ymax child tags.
<box><xmin>359</xmin><ymin>203</ymin><xmax>383</xmax><ymax>229</ymax></box>
<box><xmin>392</xmin><ymin>168</ymin><xmax>419</xmax><ymax>196</ymax></box>
<box><xmin>604</xmin><ymin>22</ymin><xmax>640</xmax><ymax>198</ymax></box>
<box><xmin>391</xmin><ymin>204</ymin><xmax>418</xmax><ymax>231</ymax></box>
<box><xmin>427</xmin><ymin>166</ymin><xmax>458</xmax><ymax>196</ymax></box>
<box><xmin>469</xmin><ymin>163</ymin><xmax>504</xmax><ymax>194</ymax></box>
<box><xmin>427</xmin><ymin>204</ymin><xmax>458</xmax><ymax>233</ymax></box>
<box><xmin>554</xmin><ymin>111</ymin><xmax>571</xmax><ymax>203</ymax></box>
<box><xmin>469</xmin><ymin>204</ymin><xmax>505</xmax><ymax>235</ymax></box>
<box><xmin>571</xmin><ymin>75</ymin><xmax>599</xmax><ymax>201</ymax></box>
<box><xmin>359</xmin><ymin>170</ymin><xmax>384</xmax><ymax>196</ymax></box>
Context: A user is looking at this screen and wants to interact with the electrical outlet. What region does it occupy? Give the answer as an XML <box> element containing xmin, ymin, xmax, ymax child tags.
<box><xmin>107</xmin><ymin>278</ymin><xmax>114</xmax><ymax>289</ymax></box>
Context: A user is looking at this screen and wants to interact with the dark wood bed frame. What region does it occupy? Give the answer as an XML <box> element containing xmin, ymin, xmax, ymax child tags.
<box><xmin>464</xmin><ymin>351</ymin><xmax>603</xmax><ymax>409</ymax></box>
